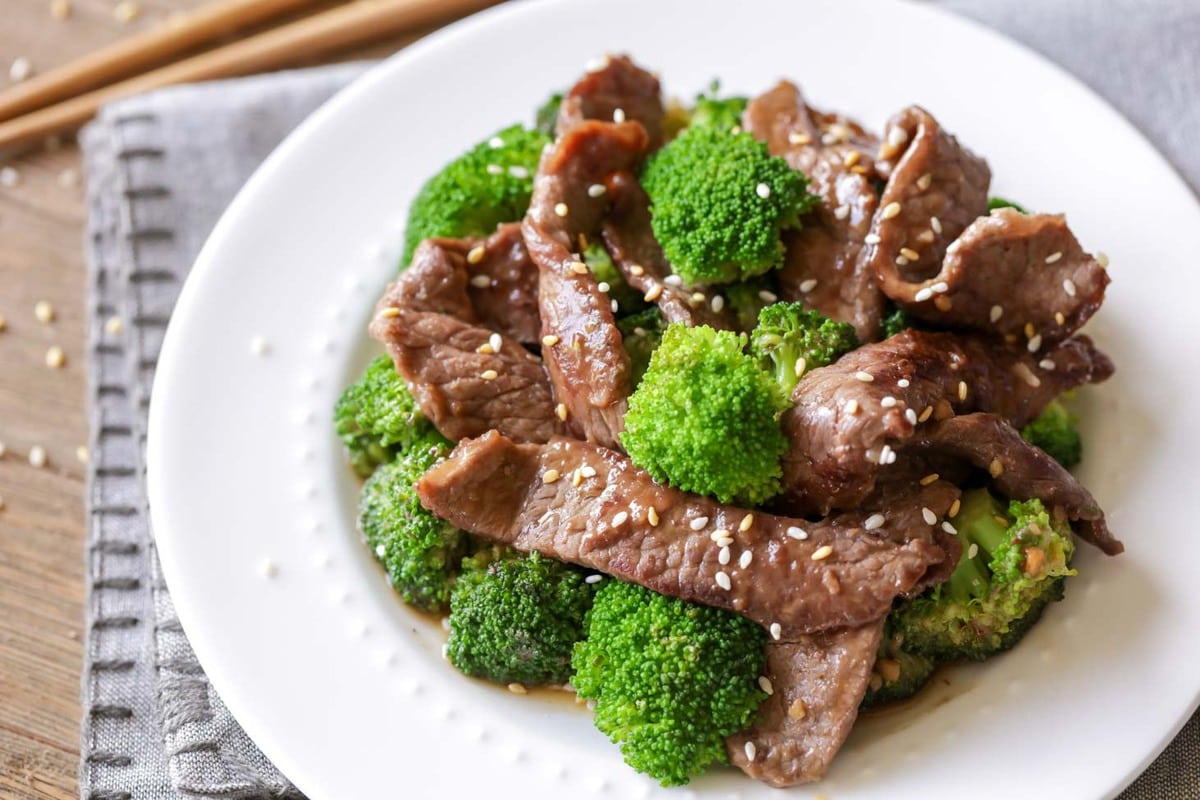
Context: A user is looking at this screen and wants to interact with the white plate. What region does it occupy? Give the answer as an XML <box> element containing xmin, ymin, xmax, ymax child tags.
<box><xmin>148</xmin><ymin>0</ymin><xmax>1200</xmax><ymax>797</ymax></box>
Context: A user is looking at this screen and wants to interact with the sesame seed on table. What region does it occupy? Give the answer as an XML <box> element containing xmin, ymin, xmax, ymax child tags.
<box><xmin>0</xmin><ymin>4</ymin><xmax>476</xmax><ymax>799</ymax></box>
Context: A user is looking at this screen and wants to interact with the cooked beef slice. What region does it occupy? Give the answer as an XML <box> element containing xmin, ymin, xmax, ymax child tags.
<box><xmin>462</xmin><ymin>223</ymin><xmax>542</xmax><ymax>345</ymax></box>
<box><xmin>727</xmin><ymin>622</ymin><xmax>884</xmax><ymax>787</ymax></box>
<box><xmin>601</xmin><ymin>171</ymin><xmax>740</xmax><ymax>329</ymax></box>
<box><xmin>866</xmin><ymin>106</ymin><xmax>990</xmax><ymax>286</ymax></box>
<box><xmin>370</xmin><ymin>232</ymin><xmax>564</xmax><ymax>442</ymax></box>
<box><xmin>416</xmin><ymin>431</ymin><xmax>959</xmax><ymax>637</ymax></box>
<box><xmin>779</xmin><ymin>330</ymin><xmax>1114</xmax><ymax>514</ymax></box>
<box><xmin>524</xmin><ymin>120</ymin><xmax>649</xmax><ymax>448</ymax></box>
<box><xmin>906</xmin><ymin>412</ymin><xmax>1122</xmax><ymax>555</ymax></box>
<box><xmin>744</xmin><ymin>81</ymin><xmax>886</xmax><ymax>341</ymax></box>
<box><xmin>876</xmin><ymin>208</ymin><xmax>1109</xmax><ymax>345</ymax></box>
<box><xmin>557</xmin><ymin>54</ymin><xmax>665</xmax><ymax>149</ymax></box>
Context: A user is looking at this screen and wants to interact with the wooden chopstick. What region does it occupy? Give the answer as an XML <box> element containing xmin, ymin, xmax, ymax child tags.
<box><xmin>0</xmin><ymin>0</ymin><xmax>323</xmax><ymax>122</ymax></box>
<box><xmin>0</xmin><ymin>0</ymin><xmax>497</xmax><ymax>156</ymax></box>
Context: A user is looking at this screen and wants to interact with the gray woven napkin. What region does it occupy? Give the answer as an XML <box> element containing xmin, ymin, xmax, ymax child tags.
<box><xmin>78</xmin><ymin>2</ymin><xmax>1198</xmax><ymax>798</ymax></box>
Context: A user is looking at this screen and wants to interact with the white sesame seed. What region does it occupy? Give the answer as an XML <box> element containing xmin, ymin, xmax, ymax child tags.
<box><xmin>554</xmin><ymin>202</ymin><xmax>569</xmax><ymax>217</ymax></box>
<box><xmin>597</xmin><ymin>281</ymin><xmax>611</xmax><ymax>294</ymax></box>
<box><xmin>716</xmin><ymin>571</ymin><xmax>732</xmax><ymax>591</ymax></box>
<box><xmin>794</xmin><ymin>357</ymin><xmax>807</xmax><ymax>379</ymax></box>
<box><xmin>1096</xmin><ymin>252</ymin><xmax>1110</xmax><ymax>269</ymax></box>
<box><xmin>967</xmin><ymin>543</ymin><xmax>979</xmax><ymax>559</ymax></box>
<box><xmin>508</xmin><ymin>165</ymin><xmax>529</xmax><ymax>179</ymax></box>
<box><xmin>584</xmin><ymin>55</ymin><xmax>609</xmax><ymax>72</ymax></box>
<box><xmin>880</xmin><ymin>396</ymin><xmax>897</xmax><ymax>408</ymax></box>
<box><xmin>916</xmin><ymin>173</ymin><xmax>933</xmax><ymax>191</ymax></box>
<box><xmin>744</xmin><ymin>741</ymin><xmax>757</xmax><ymax>762</ymax></box>
<box><xmin>9</xmin><ymin>57</ymin><xmax>33</xmax><ymax>83</ymax></box>
<box><xmin>855</xmin><ymin>371</ymin><xmax>874</xmax><ymax>383</ymax></box>
<box><xmin>921</xmin><ymin>507</ymin><xmax>937</xmax><ymax>525</ymax></box>
<box><xmin>811</xmin><ymin>545</ymin><xmax>834</xmax><ymax>561</ymax></box>
<box><xmin>715</xmin><ymin>536</ymin><xmax>734</xmax><ymax>548</ymax></box>
<box><xmin>572</xmin><ymin>468</ymin><xmax>583</xmax><ymax>486</ymax></box>
<box><xmin>989</xmin><ymin>457</ymin><xmax>1005</xmax><ymax>477</ymax></box>
<box><xmin>886</xmin><ymin>126</ymin><xmax>909</xmax><ymax>149</ymax></box>
<box><xmin>834</xmin><ymin>204</ymin><xmax>850</xmax><ymax>220</ymax></box>
<box><xmin>690</xmin><ymin>516</ymin><xmax>710</xmax><ymax>531</ymax></box>
<box><xmin>480</xmin><ymin>369</ymin><xmax>498</xmax><ymax>381</ymax></box>
<box><xmin>878</xmin><ymin>444</ymin><xmax>894</xmax><ymax>464</ymax></box>
<box><xmin>1039</xmin><ymin>358</ymin><xmax>1056</xmax><ymax>371</ymax></box>
<box><xmin>739</xmin><ymin>550</ymin><xmax>753</xmax><ymax>569</ymax></box>
<box><xmin>905</xmin><ymin>408</ymin><xmax>918</xmax><ymax>425</ymax></box>
<box><xmin>570</xmin><ymin>261</ymin><xmax>589</xmax><ymax>275</ymax></box>
<box><xmin>770</xmin><ymin>623</ymin><xmax>782</xmax><ymax>640</ymax></box>
<box><xmin>629</xmin><ymin>264</ymin><xmax>645</xmax><ymax>277</ymax></box>
<box><xmin>643</xmin><ymin>285</ymin><xmax>663</xmax><ymax>302</ymax></box>
<box><xmin>258</xmin><ymin>558</ymin><xmax>278</xmax><ymax>578</ymax></box>
<box><xmin>555</xmin><ymin>403</ymin><xmax>569</xmax><ymax>421</ymax></box>
<box><xmin>375</xmin><ymin>544</ymin><xmax>387</xmax><ymax>558</ymax></box>
<box><xmin>486</xmin><ymin>164</ymin><xmax>503</xmax><ymax>175</ymax></box>
<box><xmin>897</xmin><ymin>378</ymin><xmax>910</xmax><ymax>388</ymax></box>
<box><xmin>895</xmin><ymin>255</ymin><xmax>910</xmax><ymax>267</ymax></box>
<box><xmin>718</xmin><ymin>546</ymin><xmax>730</xmax><ymax>565</ymax></box>
<box><xmin>1027</xmin><ymin>334</ymin><xmax>1042</xmax><ymax>353</ymax></box>
<box><xmin>1063</xmin><ymin>278</ymin><xmax>1077</xmax><ymax>297</ymax></box>
<box><xmin>881</xmin><ymin>201</ymin><xmax>902</xmax><ymax>220</ymax></box>
<box><xmin>34</xmin><ymin>300</ymin><xmax>54</xmax><ymax>323</ymax></box>
<box><xmin>379</xmin><ymin>307</ymin><xmax>401</xmax><ymax>319</ymax></box>
<box><xmin>864</xmin><ymin>233</ymin><xmax>881</xmax><ymax>245</ymax></box>
<box><xmin>864</xmin><ymin>513</ymin><xmax>885</xmax><ymax>530</ymax></box>
<box><xmin>758</xmin><ymin>290</ymin><xmax>778</xmax><ymax>304</ymax></box>
<box><xmin>580</xmin><ymin>466</ymin><xmax>597</xmax><ymax>478</ymax></box>
<box><xmin>508</xmin><ymin>682</ymin><xmax>528</xmax><ymax>694</ymax></box>
<box><xmin>663</xmin><ymin>274</ymin><xmax>683</xmax><ymax>287</ymax></box>
<box><xmin>958</xmin><ymin>381</ymin><xmax>968</xmax><ymax>401</ymax></box>
<box><xmin>756</xmin><ymin>183</ymin><xmax>771</xmax><ymax>199</ymax></box>
<box><xmin>543</xmin><ymin>469</ymin><xmax>561</xmax><ymax>484</ymax></box>
<box><xmin>942</xmin><ymin>521</ymin><xmax>958</xmax><ymax>535</ymax></box>
<box><xmin>844</xmin><ymin>398</ymin><xmax>859</xmax><ymax>415</ymax></box>
<box><xmin>587</xmin><ymin>183</ymin><xmax>606</xmax><ymax>198</ymax></box>
<box><xmin>585</xmin><ymin>574</ymin><xmax>603</xmax><ymax>584</ymax></box>
<box><xmin>711</xmin><ymin>295</ymin><xmax>725</xmax><ymax>312</ymax></box>
<box><xmin>489</xmin><ymin>332</ymin><xmax>502</xmax><ymax>352</ymax></box>
<box><xmin>1055</xmin><ymin>311</ymin><xmax>1066</xmax><ymax>326</ymax></box>
<box><xmin>758</xmin><ymin>676</ymin><xmax>774</xmax><ymax>695</ymax></box>
<box><xmin>45</xmin><ymin>345</ymin><xmax>65</xmax><ymax>368</ymax></box>
<box><xmin>1013</xmin><ymin>362</ymin><xmax>1041</xmax><ymax>388</ymax></box>
<box><xmin>710</xmin><ymin>529</ymin><xmax>729</xmax><ymax>542</ymax></box>
<box><xmin>250</xmin><ymin>336</ymin><xmax>269</xmax><ymax>356</ymax></box>
<box><xmin>990</xmin><ymin>304</ymin><xmax>1003</xmax><ymax>323</ymax></box>
<box><xmin>28</xmin><ymin>445</ymin><xmax>47</xmax><ymax>468</ymax></box>
<box><xmin>930</xmin><ymin>216</ymin><xmax>943</xmax><ymax>234</ymax></box>
<box><xmin>488</xmin><ymin>136</ymin><xmax>505</xmax><ymax>148</ymax></box>
<box><xmin>787</xmin><ymin>131</ymin><xmax>811</xmax><ymax>146</ymax></box>
<box><xmin>612</xmin><ymin>511</ymin><xmax>629</xmax><ymax>527</ymax></box>
<box><xmin>542</xmin><ymin>334</ymin><xmax>560</xmax><ymax>347</ymax></box>
<box><xmin>470</xmin><ymin>274</ymin><xmax>491</xmax><ymax>288</ymax></box>
<box><xmin>647</xmin><ymin>507</ymin><xmax>659</xmax><ymax>526</ymax></box>
<box><xmin>949</xmin><ymin>499</ymin><xmax>961</xmax><ymax>518</ymax></box>
<box><xmin>786</xmin><ymin>526</ymin><xmax>808</xmax><ymax>541</ymax></box>
<box><xmin>931</xmin><ymin>282</ymin><xmax>950</xmax><ymax>294</ymax></box>
<box><xmin>799</xmin><ymin>278</ymin><xmax>818</xmax><ymax>294</ymax></box>
<box><xmin>919</xmin><ymin>405</ymin><xmax>934</xmax><ymax>422</ymax></box>
<box><xmin>1045</xmin><ymin>251</ymin><xmax>1063</xmax><ymax>264</ymax></box>
<box><xmin>477</xmin><ymin>342</ymin><xmax>496</xmax><ymax>355</ymax></box>
<box><xmin>900</xmin><ymin>247</ymin><xmax>920</xmax><ymax>261</ymax></box>
<box><xmin>914</xmin><ymin>287</ymin><xmax>933</xmax><ymax>303</ymax></box>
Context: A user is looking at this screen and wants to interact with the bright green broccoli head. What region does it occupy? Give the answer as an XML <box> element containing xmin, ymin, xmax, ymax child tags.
<box><xmin>446</xmin><ymin>552</ymin><xmax>596</xmax><ymax>687</ymax></box>
<box><xmin>1021</xmin><ymin>398</ymin><xmax>1082</xmax><ymax>468</ymax></box>
<box><xmin>534</xmin><ymin>92</ymin><xmax>563</xmax><ymax>136</ymax></box>
<box><xmin>750</xmin><ymin>302</ymin><xmax>858</xmax><ymax>398</ymax></box>
<box><xmin>584</xmin><ymin>241</ymin><xmax>645</xmax><ymax>315</ymax></box>
<box><xmin>720</xmin><ymin>278</ymin><xmax>778</xmax><ymax>333</ymax></box>
<box><xmin>334</xmin><ymin>355</ymin><xmax>431</xmax><ymax>477</ymax></box>
<box><xmin>572</xmin><ymin>580</ymin><xmax>768</xmax><ymax>786</ymax></box>
<box><xmin>615</xmin><ymin>306</ymin><xmax>665</xmax><ymax>387</ymax></box>
<box><xmin>358</xmin><ymin>432</ymin><xmax>467</xmax><ymax>613</ymax></box>
<box><xmin>861</xmin><ymin>618</ymin><xmax>937</xmax><ymax>709</ymax></box>
<box><xmin>689</xmin><ymin>81</ymin><xmax>748</xmax><ymax>132</ymax></box>
<box><xmin>620</xmin><ymin>323</ymin><xmax>789</xmax><ymax>506</ymax></box>
<box><xmin>987</xmin><ymin>197</ymin><xmax>1028</xmax><ymax>213</ymax></box>
<box><xmin>402</xmin><ymin>124</ymin><xmax>551</xmax><ymax>266</ymax></box>
<box><xmin>880</xmin><ymin>306</ymin><xmax>915</xmax><ymax>339</ymax></box>
<box><xmin>893</xmin><ymin>491</ymin><xmax>1076</xmax><ymax>662</ymax></box>
<box><xmin>640</xmin><ymin>125</ymin><xmax>817</xmax><ymax>285</ymax></box>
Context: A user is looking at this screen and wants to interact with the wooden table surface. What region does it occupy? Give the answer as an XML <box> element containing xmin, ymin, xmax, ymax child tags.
<box><xmin>0</xmin><ymin>3</ymin><xmax>467</xmax><ymax>797</ymax></box>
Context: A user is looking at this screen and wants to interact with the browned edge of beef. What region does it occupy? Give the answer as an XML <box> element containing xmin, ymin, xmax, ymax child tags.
<box><xmin>417</xmin><ymin>431</ymin><xmax>961</xmax><ymax>637</ymax></box>
<box><xmin>557</xmin><ymin>54</ymin><xmax>665</xmax><ymax>149</ymax></box>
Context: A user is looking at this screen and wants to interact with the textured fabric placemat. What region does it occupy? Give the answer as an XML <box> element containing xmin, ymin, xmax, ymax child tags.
<box><xmin>78</xmin><ymin>2</ymin><xmax>1199</xmax><ymax>798</ymax></box>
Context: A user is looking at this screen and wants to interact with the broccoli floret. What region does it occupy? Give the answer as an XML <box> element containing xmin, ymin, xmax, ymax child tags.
<box><xmin>620</xmin><ymin>323</ymin><xmax>789</xmax><ymax>505</ymax></box>
<box><xmin>584</xmin><ymin>241</ymin><xmax>645</xmax><ymax>314</ymax></box>
<box><xmin>893</xmin><ymin>491</ymin><xmax>1076</xmax><ymax>662</ymax></box>
<box><xmin>640</xmin><ymin>125</ymin><xmax>818</xmax><ymax>285</ymax></box>
<box><xmin>1021</xmin><ymin>398</ymin><xmax>1082</xmax><ymax>468</ymax></box>
<box><xmin>880</xmin><ymin>306</ymin><xmax>915</xmax><ymax>339</ymax></box>
<box><xmin>988</xmin><ymin>197</ymin><xmax>1027</xmax><ymax>213</ymax></box>
<box><xmin>334</xmin><ymin>355</ymin><xmax>431</xmax><ymax>477</ymax></box>
<box><xmin>358</xmin><ymin>432</ymin><xmax>467</xmax><ymax>613</ymax></box>
<box><xmin>572</xmin><ymin>581</ymin><xmax>768</xmax><ymax>786</ymax></box>
<box><xmin>861</xmin><ymin>618</ymin><xmax>937</xmax><ymax>709</ymax></box>
<box><xmin>720</xmin><ymin>278</ymin><xmax>778</xmax><ymax>332</ymax></box>
<box><xmin>689</xmin><ymin>80</ymin><xmax>748</xmax><ymax>132</ymax></box>
<box><xmin>750</xmin><ymin>302</ymin><xmax>859</xmax><ymax>397</ymax></box>
<box><xmin>615</xmin><ymin>306</ymin><xmax>665</xmax><ymax>387</ymax></box>
<box><xmin>446</xmin><ymin>552</ymin><xmax>596</xmax><ymax>687</ymax></box>
<box><xmin>534</xmin><ymin>92</ymin><xmax>563</xmax><ymax>136</ymax></box>
<box><xmin>402</xmin><ymin>124</ymin><xmax>551</xmax><ymax>265</ymax></box>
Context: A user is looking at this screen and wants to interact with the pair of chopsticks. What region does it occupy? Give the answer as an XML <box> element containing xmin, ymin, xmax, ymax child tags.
<box><xmin>0</xmin><ymin>0</ymin><xmax>498</xmax><ymax>156</ymax></box>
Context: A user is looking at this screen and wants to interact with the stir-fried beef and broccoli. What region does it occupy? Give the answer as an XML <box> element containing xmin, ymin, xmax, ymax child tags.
<box><xmin>333</xmin><ymin>54</ymin><xmax>1121</xmax><ymax>788</ymax></box>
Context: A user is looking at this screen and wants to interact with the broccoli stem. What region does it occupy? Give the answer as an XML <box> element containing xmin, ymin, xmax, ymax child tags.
<box><xmin>942</xmin><ymin>490</ymin><xmax>1008</xmax><ymax>602</ymax></box>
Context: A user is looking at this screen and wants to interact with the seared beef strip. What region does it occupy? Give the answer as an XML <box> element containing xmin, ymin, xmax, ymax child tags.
<box><xmin>417</xmin><ymin>431</ymin><xmax>960</xmax><ymax>637</ymax></box>
<box><xmin>780</xmin><ymin>329</ymin><xmax>1114</xmax><ymax>514</ymax></box>
<box><xmin>866</xmin><ymin>106</ymin><xmax>990</xmax><ymax>287</ymax></box>
<box><xmin>523</xmin><ymin>121</ymin><xmax>649</xmax><ymax>448</ymax></box>
<box><xmin>557</xmin><ymin>54</ymin><xmax>665</xmax><ymax>149</ymax></box>
<box><xmin>744</xmin><ymin>81</ymin><xmax>886</xmax><ymax>341</ymax></box>
<box><xmin>371</xmin><ymin>233</ymin><xmax>565</xmax><ymax>443</ymax></box>
<box><xmin>463</xmin><ymin>223</ymin><xmax>542</xmax><ymax>345</ymax></box>
<box><xmin>878</xmin><ymin>208</ymin><xmax>1109</xmax><ymax>346</ymax></box>
<box><xmin>906</xmin><ymin>413</ymin><xmax>1122</xmax><ymax>555</ymax></box>
<box><xmin>601</xmin><ymin>172</ymin><xmax>740</xmax><ymax>329</ymax></box>
<box><xmin>727</xmin><ymin>622</ymin><xmax>884</xmax><ymax>787</ymax></box>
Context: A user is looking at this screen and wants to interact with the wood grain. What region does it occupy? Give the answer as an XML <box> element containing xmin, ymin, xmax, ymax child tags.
<box><xmin>0</xmin><ymin>2</ymin><xmax>467</xmax><ymax>797</ymax></box>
